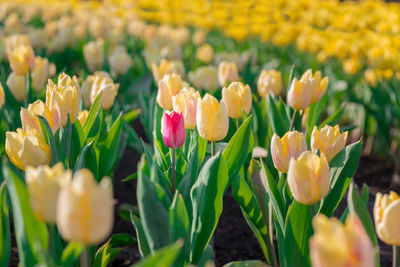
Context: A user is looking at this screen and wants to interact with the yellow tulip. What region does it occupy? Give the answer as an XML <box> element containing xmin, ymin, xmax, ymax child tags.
<box><xmin>188</xmin><ymin>65</ymin><xmax>219</xmax><ymax>92</ymax></box>
<box><xmin>7</xmin><ymin>44</ymin><xmax>35</xmax><ymax>75</ymax></box>
<box><xmin>83</xmin><ymin>39</ymin><xmax>104</xmax><ymax>72</ymax></box>
<box><xmin>81</xmin><ymin>71</ymin><xmax>110</xmax><ymax>108</ymax></box>
<box><xmin>257</xmin><ymin>69</ymin><xmax>282</xmax><ymax>97</ymax></box>
<box><xmin>56</xmin><ymin>169</ymin><xmax>114</xmax><ymax>245</ymax></box>
<box><xmin>4</xmin><ymin>34</ymin><xmax>31</xmax><ymax>53</ymax></box>
<box><xmin>6</xmin><ymin>127</ymin><xmax>51</xmax><ymax>170</ymax></box>
<box><xmin>192</xmin><ymin>29</ymin><xmax>206</xmax><ymax>45</ymax></box>
<box><xmin>374</xmin><ymin>191</ymin><xmax>400</xmax><ymax>245</ymax></box>
<box><xmin>26</xmin><ymin>163</ymin><xmax>71</xmax><ymax>223</ymax></box>
<box><xmin>78</xmin><ymin>110</ymin><xmax>89</xmax><ymax>126</ymax></box>
<box><xmin>6</xmin><ymin>72</ymin><xmax>26</xmax><ymax>102</ymax></box>
<box><xmin>151</xmin><ymin>59</ymin><xmax>185</xmax><ymax>83</ymax></box>
<box><xmin>20</xmin><ymin>100</ymin><xmax>61</xmax><ymax>134</ymax></box>
<box><xmin>46</xmin><ymin>73</ymin><xmax>81</xmax><ymax>126</ymax></box>
<box><xmin>310</xmin><ymin>214</ymin><xmax>375</xmax><ymax>267</ymax></box>
<box><xmin>218</xmin><ymin>61</ymin><xmax>239</xmax><ymax>87</ymax></box>
<box><xmin>301</xmin><ymin>69</ymin><xmax>329</xmax><ymax>104</ymax></box>
<box><xmin>0</xmin><ymin>83</ymin><xmax>5</xmax><ymax>109</ymax></box>
<box><xmin>271</xmin><ymin>131</ymin><xmax>308</xmax><ymax>173</ymax></box>
<box><xmin>196</xmin><ymin>43</ymin><xmax>214</xmax><ymax>64</ymax></box>
<box><xmin>196</xmin><ymin>93</ymin><xmax>229</xmax><ymax>141</ymax></box>
<box><xmin>172</xmin><ymin>87</ymin><xmax>201</xmax><ymax>130</ymax></box>
<box><xmin>108</xmin><ymin>45</ymin><xmax>132</xmax><ymax>76</ymax></box>
<box><xmin>156</xmin><ymin>73</ymin><xmax>183</xmax><ymax>110</ymax></box>
<box><xmin>311</xmin><ymin>125</ymin><xmax>348</xmax><ymax>162</ymax></box>
<box><xmin>31</xmin><ymin>56</ymin><xmax>49</xmax><ymax>92</ymax></box>
<box><xmin>221</xmin><ymin>82</ymin><xmax>252</xmax><ymax>118</ymax></box>
<box><xmin>287</xmin><ymin>151</ymin><xmax>329</xmax><ymax>205</ymax></box>
<box><xmin>287</xmin><ymin>76</ymin><xmax>312</xmax><ymax>111</ymax></box>
<box><xmin>90</xmin><ymin>75</ymin><xmax>120</xmax><ymax>110</ymax></box>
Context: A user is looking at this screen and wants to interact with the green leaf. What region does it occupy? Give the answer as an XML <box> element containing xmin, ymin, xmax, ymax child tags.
<box><xmin>3</xmin><ymin>160</ymin><xmax>49</xmax><ymax>266</ymax></box>
<box><xmin>319</xmin><ymin>141</ymin><xmax>362</xmax><ymax>216</ymax></box>
<box><xmin>124</xmin><ymin>108</ymin><xmax>141</xmax><ymax>123</ymax></box>
<box><xmin>60</xmin><ymin>242</ymin><xmax>84</xmax><ymax>267</ymax></box>
<box><xmin>169</xmin><ymin>193</ymin><xmax>189</xmax><ymax>242</ymax></box>
<box><xmin>132</xmin><ymin>239</ymin><xmax>183</xmax><ymax>267</ymax></box>
<box><xmin>70</xmin><ymin>121</ymin><xmax>86</xmax><ymax>165</ymax></box>
<box><xmin>93</xmin><ymin>234</ymin><xmax>136</xmax><ymax>267</ymax></box>
<box><xmin>223</xmin><ymin>260</ymin><xmax>270</xmax><ymax>267</ymax></box>
<box><xmin>137</xmin><ymin>172</ymin><xmax>170</xmax><ymax>253</ymax></box>
<box><xmin>190</xmin><ymin>153</ymin><xmax>229</xmax><ymax>264</ymax></box>
<box><xmin>284</xmin><ymin>201</ymin><xmax>313</xmax><ymax>267</ymax></box>
<box><xmin>38</xmin><ymin>115</ymin><xmax>57</xmax><ymax>166</ymax></box>
<box><xmin>223</xmin><ymin>116</ymin><xmax>253</xmax><ymax>178</ymax></box>
<box><xmin>319</xmin><ymin>106</ymin><xmax>345</xmax><ymax>128</ymax></box>
<box><xmin>84</xmin><ymin>92</ymin><xmax>102</xmax><ymax>136</ymax></box>
<box><xmin>73</xmin><ymin>140</ymin><xmax>94</xmax><ymax>172</ymax></box>
<box><xmin>267</xmin><ymin>95</ymin><xmax>289</xmax><ymax>137</ymax></box>
<box><xmin>57</xmin><ymin>116</ymin><xmax>72</xmax><ymax>164</ymax></box>
<box><xmin>0</xmin><ymin>182</ymin><xmax>11</xmax><ymax>267</ymax></box>
<box><xmin>130</xmin><ymin>213</ymin><xmax>151</xmax><ymax>257</ymax></box>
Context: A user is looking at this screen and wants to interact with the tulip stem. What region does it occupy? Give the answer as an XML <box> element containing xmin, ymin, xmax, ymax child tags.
<box><xmin>211</xmin><ymin>141</ymin><xmax>216</xmax><ymax>157</ymax></box>
<box><xmin>80</xmin><ymin>246</ymin><xmax>90</xmax><ymax>267</ymax></box>
<box><xmin>289</xmin><ymin>110</ymin><xmax>297</xmax><ymax>131</ymax></box>
<box><xmin>235</xmin><ymin>118</ymin><xmax>240</xmax><ymax>130</ymax></box>
<box><xmin>393</xmin><ymin>245</ymin><xmax>398</xmax><ymax>267</ymax></box>
<box><xmin>171</xmin><ymin>148</ymin><xmax>176</xmax><ymax>195</ymax></box>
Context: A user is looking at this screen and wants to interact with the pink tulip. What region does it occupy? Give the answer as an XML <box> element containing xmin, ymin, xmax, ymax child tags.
<box><xmin>161</xmin><ymin>111</ymin><xmax>186</xmax><ymax>149</ymax></box>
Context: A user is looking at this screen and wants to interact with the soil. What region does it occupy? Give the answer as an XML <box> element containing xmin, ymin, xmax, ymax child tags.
<box><xmin>8</xmin><ymin>125</ymin><xmax>398</xmax><ymax>267</ymax></box>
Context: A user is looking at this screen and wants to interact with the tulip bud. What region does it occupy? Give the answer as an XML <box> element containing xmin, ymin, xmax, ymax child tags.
<box><xmin>287</xmin><ymin>151</ymin><xmax>329</xmax><ymax>205</ymax></box>
<box><xmin>161</xmin><ymin>111</ymin><xmax>186</xmax><ymax>149</ymax></box>
<box><xmin>7</xmin><ymin>44</ymin><xmax>35</xmax><ymax>75</ymax></box>
<box><xmin>311</xmin><ymin>125</ymin><xmax>348</xmax><ymax>162</ymax></box>
<box><xmin>108</xmin><ymin>45</ymin><xmax>132</xmax><ymax>76</ymax></box>
<box><xmin>46</xmin><ymin>73</ymin><xmax>81</xmax><ymax>126</ymax></box>
<box><xmin>26</xmin><ymin>163</ymin><xmax>71</xmax><ymax>223</ymax></box>
<box><xmin>6</xmin><ymin>72</ymin><xmax>26</xmax><ymax>102</ymax></box>
<box><xmin>83</xmin><ymin>39</ymin><xmax>104</xmax><ymax>72</ymax></box>
<box><xmin>156</xmin><ymin>73</ymin><xmax>183</xmax><ymax>110</ymax></box>
<box><xmin>188</xmin><ymin>65</ymin><xmax>219</xmax><ymax>92</ymax></box>
<box><xmin>192</xmin><ymin>29</ymin><xmax>206</xmax><ymax>46</ymax></box>
<box><xmin>197</xmin><ymin>94</ymin><xmax>229</xmax><ymax>141</ymax></box>
<box><xmin>6</xmin><ymin>128</ymin><xmax>51</xmax><ymax>170</ymax></box>
<box><xmin>31</xmin><ymin>56</ymin><xmax>49</xmax><ymax>92</ymax></box>
<box><xmin>222</xmin><ymin>82</ymin><xmax>252</xmax><ymax>118</ymax></box>
<box><xmin>374</xmin><ymin>191</ymin><xmax>400</xmax><ymax>245</ymax></box>
<box><xmin>301</xmin><ymin>69</ymin><xmax>329</xmax><ymax>104</ymax></box>
<box><xmin>172</xmin><ymin>87</ymin><xmax>200</xmax><ymax>130</ymax></box>
<box><xmin>257</xmin><ymin>69</ymin><xmax>282</xmax><ymax>97</ymax></box>
<box><xmin>0</xmin><ymin>83</ymin><xmax>5</xmax><ymax>109</ymax></box>
<box><xmin>287</xmin><ymin>77</ymin><xmax>312</xmax><ymax>111</ymax></box>
<box><xmin>78</xmin><ymin>110</ymin><xmax>89</xmax><ymax>126</ymax></box>
<box><xmin>196</xmin><ymin>43</ymin><xmax>214</xmax><ymax>64</ymax></box>
<box><xmin>218</xmin><ymin>61</ymin><xmax>239</xmax><ymax>87</ymax></box>
<box><xmin>152</xmin><ymin>59</ymin><xmax>185</xmax><ymax>83</ymax></box>
<box><xmin>57</xmin><ymin>169</ymin><xmax>114</xmax><ymax>245</ymax></box>
<box><xmin>90</xmin><ymin>75</ymin><xmax>119</xmax><ymax>110</ymax></box>
<box><xmin>21</xmin><ymin>100</ymin><xmax>61</xmax><ymax>134</ymax></box>
<box><xmin>271</xmin><ymin>131</ymin><xmax>308</xmax><ymax>173</ymax></box>
<box><xmin>310</xmin><ymin>214</ymin><xmax>375</xmax><ymax>267</ymax></box>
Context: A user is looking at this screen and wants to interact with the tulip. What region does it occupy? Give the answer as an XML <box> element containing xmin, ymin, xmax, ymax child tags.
<box><xmin>374</xmin><ymin>191</ymin><xmax>400</xmax><ymax>245</ymax></box>
<box><xmin>257</xmin><ymin>69</ymin><xmax>282</xmax><ymax>97</ymax></box>
<box><xmin>197</xmin><ymin>94</ymin><xmax>229</xmax><ymax>141</ymax></box>
<box><xmin>0</xmin><ymin>83</ymin><xmax>5</xmax><ymax>109</ymax></box>
<box><xmin>21</xmin><ymin>100</ymin><xmax>61</xmax><ymax>134</ymax></box>
<box><xmin>78</xmin><ymin>110</ymin><xmax>89</xmax><ymax>126</ymax></box>
<box><xmin>6</xmin><ymin>127</ymin><xmax>51</xmax><ymax>170</ymax></box>
<box><xmin>83</xmin><ymin>39</ymin><xmax>104</xmax><ymax>72</ymax></box>
<box><xmin>26</xmin><ymin>163</ymin><xmax>71</xmax><ymax>223</ymax></box>
<box><xmin>7</xmin><ymin>44</ymin><xmax>35</xmax><ymax>75</ymax></box>
<box><xmin>46</xmin><ymin>73</ymin><xmax>81</xmax><ymax>126</ymax></box>
<box><xmin>156</xmin><ymin>73</ymin><xmax>183</xmax><ymax>110</ymax></box>
<box><xmin>172</xmin><ymin>87</ymin><xmax>200</xmax><ymax>130</ymax></box>
<box><xmin>192</xmin><ymin>29</ymin><xmax>206</xmax><ymax>45</ymax></box>
<box><xmin>301</xmin><ymin>69</ymin><xmax>329</xmax><ymax>104</ymax></box>
<box><xmin>81</xmin><ymin>71</ymin><xmax>110</xmax><ymax>108</ymax></box>
<box><xmin>287</xmin><ymin>76</ymin><xmax>312</xmax><ymax>111</ymax></box>
<box><xmin>222</xmin><ymin>82</ymin><xmax>252</xmax><ymax>118</ymax></box>
<box><xmin>161</xmin><ymin>111</ymin><xmax>186</xmax><ymax>149</ymax></box>
<box><xmin>188</xmin><ymin>65</ymin><xmax>219</xmax><ymax>92</ymax></box>
<box><xmin>90</xmin><ymin>75</ymin><xmax>120</xmax><ymax>110</ymax></box>
<box><xmin>6</xmin><ymin>72</ymin><xmax>26</xmax><ymax>102</ymax></box>
<box><xmin>218</xmin><ymin>61</ymin><xmax>239</xmax><ymax>86</ymax></box>
<box><xmin>31</xmin><ymin>56</ymin><xmax>49</xmax><ymax>92</ymax></box>
<box><xmin>196</xmin><ymin>43</ymin><xmax>214</xmax><ymax>64</ymax></box>
<box><xmin>56</xmin><ymin>169</ymin><xmax>113</xmax><ymax>245</ymax></box>
<box><xmin>152</xmin><ymin>59</ymin><xmax>185</xmax><ymax>83</ymax></box>
<box><xmin>311</xmin><ymin>125</ymin><xmax>348</xmax><ymax>162</ymax></box>
<box><xmin>4</xmin><ymin>34</ymin><xmax>31</xmax><ymax>53</ymax></box>
<box><xmin>108</xmin><ymin>45</ymin><xmax>132</xmax><ymax>76</ymax></box>
<box><xmin>310</xmin><ymin>214</ymin><xmax>375</xmax><ymax>267</ymax></box>
<box><xmin>271</xmin><ymin>131</ymin><xmax>308</xmax><ymax>173</ymax></box>
<box><xmin>287</xmin><ymin>151</ymin><xmax>329</xmax><ymax>205</ymax></box>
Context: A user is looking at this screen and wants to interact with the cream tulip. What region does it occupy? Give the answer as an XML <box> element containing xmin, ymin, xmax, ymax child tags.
<box><xmin>6</xmin><ymin>72</ymin><xmax>26</xmax><ymax>102</ymax></box>
<box><xmin>156</xmin><ymin>73</ymin><xmax>183</xmax><ymax>110</ymax></box>
<box><xmin>83</xmin><ymin>39</ymin><xmax>104</xmax><ymax>72</ymax></box>
<box><xmin>311</xmin><ymin>125</ymin><xmax>348</xmax><ymax>162</ymax></box>
<box><xmin>172</xmin><ymin>87</ymin><xmax>201</xmax><ymax>129</ymax></box>
<box><xmin>257</xmin><ymin>69</ymin><xmax>282</xmax><ymax>97</ymax></box>
<box><xmin>218</xmin><ymin>61</ymin><xmax>239</xmax><ymax>87</ymax></box>
<box><xmin>31</xmin><ymin>56</ymin><xmax>49</xmax><ymax>92</ymax></box>
<box><xmin>222</xmin><ymin>82</ymin><xmax>252</xmax><ymax>118</ymax></box>
<box><xmin>374</xmin><ymin>191</ymin><xmax>400</xmax><ymax>245</ymax></box>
